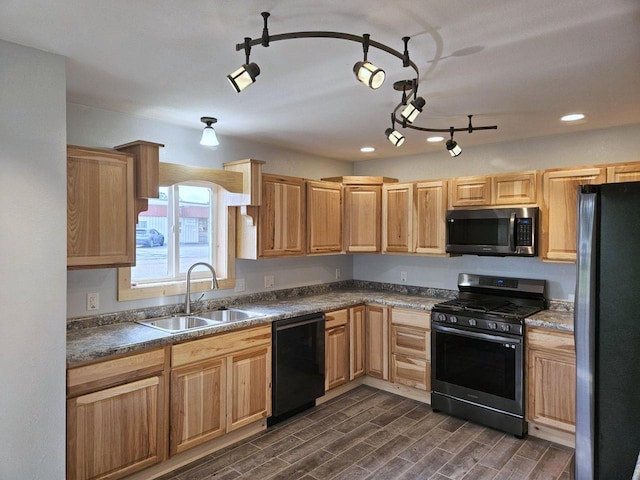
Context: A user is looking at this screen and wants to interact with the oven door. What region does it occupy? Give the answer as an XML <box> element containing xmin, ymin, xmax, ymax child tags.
<box><xmin>431</xmin><ymin>323</ymin><xmax>524</xmax><ymax>416</ymax></box>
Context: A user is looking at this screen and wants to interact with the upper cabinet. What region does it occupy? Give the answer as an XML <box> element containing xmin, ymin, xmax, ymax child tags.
<box><xmin>449</xmin><ymin>172</ymin><xmax>537</xmax><ymax>208</ymax></box>
<box><xmin>540</xmin><ymin>167</ymin><xmax>606</xmax><ymax>262</ymax></box>
<box><xmin>414</xmin><ymin>180</ymin><xmax>448</xmax><ymax>255</ymax></box>
<box><xmin>382</xmin><ymin>183</ymin><xmax>415</xmax><ymax>253</ymax></box>
<box><xmin>307</xmin><ymin>180</ymin><xmax>343</xmax><ymax>254</ymax></box>
<box><xmin>259</xmin><ymin>174</ymin><xmax>306</xmax><ymax>257</ymax></box>
<box><xmin>607</xmin><ymin>163</ymin><xmax>640</xmax><ymax>183</ymax></box>
<box><xmin>67</xmin><ymin>146</ymin><xmax>136</xmax><ymax>269</ymax></box>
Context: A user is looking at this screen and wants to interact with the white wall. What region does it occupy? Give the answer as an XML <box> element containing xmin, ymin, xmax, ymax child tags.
<box><xmin>0</xmin><ymin>40</ymin><xmax>67</xmax><ymax>479</ymax></box>
<box><xmin>66</xmin><ymin>104</ymin><xmax>354</xmax><ymax>317</ymax></box>
<box><xmin>353</xmin><ymin>124</ymin><xmax>640</xmax><ymax>300</ymax></box>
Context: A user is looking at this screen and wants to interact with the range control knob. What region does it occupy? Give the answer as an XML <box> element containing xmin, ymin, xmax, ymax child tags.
<box><xmin>437</xmin><ymin>313</ymin><xmax>447</xmax><ymax>322</ymax></box>
<box><xmin>500</xmin><ymin>324</ymin><xmax>510</xmax><ymax>332</ymax></box>
<box><xmin>449</xmin><ymin>316</ymin><xmax>458</xmax><ymax>324</ymax></box>
<box><xmin>468</xmin><ymin>319</ymin><xmax>477</xmax><ymax>327</ymax></box>
<box><xmin>487</xmin><ymin>322</ymin><xmax>498</xmax><ymax>330</ymax></box>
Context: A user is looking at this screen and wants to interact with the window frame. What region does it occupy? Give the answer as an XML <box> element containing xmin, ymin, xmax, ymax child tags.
<box><xmin>117</xmin><ymin>164</ymin><xmax>238</xmax><ymax>302</ymax></box>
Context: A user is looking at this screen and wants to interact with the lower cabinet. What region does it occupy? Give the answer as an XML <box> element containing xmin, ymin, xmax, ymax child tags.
<box><xmin>325</xmin><ymin>308</ymin><xmax>350</xmax><ymax>391</ymax></box>
<box><xmin>526</xmin><ymin>326</ymin><xmax>576</xmax><ymax>434</ymax></box>
<box><xmin>390</xmin><ymin>308</ymin><xmax>431</xmax><ymax>391</ymax></box>
<box><xmin>170</xmin><ymin>325</ymin><xmax>272</xmax><ymax>455</ymax></box>
<box><xmin>365</xmin><ymin>304</ymin><xmax>389</xmax><ymax>380</ymax></box>
<box><xmin>349</xmin><ymin>305</ymin><xmax>366</xmax><ymax>380</ymax></box>
<box><xmin>66</xmin><ymin>349</ymin><xmax>167</xmax><ymax>480</ymax></box>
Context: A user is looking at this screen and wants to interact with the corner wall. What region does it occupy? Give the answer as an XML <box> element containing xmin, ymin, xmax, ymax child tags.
<box><xmin>0</xmin><ymin>39</ymin><xmax>67</xmax><ymax>479</ymax></box>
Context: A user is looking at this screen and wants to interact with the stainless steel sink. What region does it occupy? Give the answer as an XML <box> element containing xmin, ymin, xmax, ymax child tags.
<box><xmin>136</xmin><ymin>315</ymin><xmax>223</xmax><ymax>333</ymax></box>
<box><xmin>136</xmin><ymin>309</ymin><xmax>264</xmax><ymax>333</ymax></box>
<box><xmin>192</xmin><ymin>309</ymin><xmax>263</xmax><ymax>323</ymax></box>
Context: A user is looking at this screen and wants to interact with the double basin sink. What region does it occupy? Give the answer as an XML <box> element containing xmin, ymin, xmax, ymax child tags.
<box><xmin>136</xmin><ymin>309</ymin><xmax>264</xmax><ymax>333</ymax></box>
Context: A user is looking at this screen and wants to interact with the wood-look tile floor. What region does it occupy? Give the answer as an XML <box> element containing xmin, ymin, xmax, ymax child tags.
<box><xmin>157</xmin><ymin>386</ymin><xmax>574</xmax><ymax>480</ymax></box>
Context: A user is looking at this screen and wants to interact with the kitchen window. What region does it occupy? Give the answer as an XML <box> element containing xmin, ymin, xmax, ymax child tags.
<box><xmin>118</xmin><ymin>180</ymin><xmax>235</xmax><ymax>301</ymax></box>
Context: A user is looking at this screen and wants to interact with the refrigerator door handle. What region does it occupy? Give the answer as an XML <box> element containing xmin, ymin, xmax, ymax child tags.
<box><xmin>574</xmin><ymin>187</ymin><xmax>598</xmax><ymax>480</ymax></box>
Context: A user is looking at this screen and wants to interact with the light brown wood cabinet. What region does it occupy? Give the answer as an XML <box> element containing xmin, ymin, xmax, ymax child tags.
<box><xmin>382</xmin><ymin>183</ymin><xmax>415</xmax><ymax>253</ymax></box>
<box><xmin>349</xmin><ymin>305</ymin><xmax>366</xmax><ymax>380</ymax></box>
<box><xmin>307</xmin><ymin>180</ymin><xmax>343</xmax><ymax>254</ymax></box>
<box><xmin>449</xmin><ymin>175</ymin><xmax>491</xmax><ymax>207</ymax></box>
<box><xmin>365</xmin><ymin>304</ymin><xmax>389</xmax><ymax>380</ymax></box>
<box><xmin>66</xmin><ymin>349</ymin><xmax>167</xmax><ymax>480</ymax></box>
<box><xmin>414</xmin><ymin>180</ymin><xmax>448</xmax><ymax>255</ymax></box>
<box><xmin>390</xmin><ymin>308</ymin><xmax>431</xmax><ymax>391</ymax></box>
<box><xmin>344</xmin><ymin>185</ymin><xmax>382</xmax><ymax>253</ymax></box>
<box><xmin>526</xmin><ymin>327</ymin><xmax>576</xmax><ymax>434</ymax></box>
<box><xmin>541</xmin><ymin>167</ymin><xmax>606</xmax><ymax>262</ymax></box>
<box><xmin>259</xmin><ymin>174</ymin><xmax>306</xmax><ymax>257</ymax></box>
<box><xmin>170</xmin><ymin>325</ymin><xmax>271</xmax><ymax>454</ymax></box>
<box><xmin>325</xmin><ymin>309</ymin><xmax>350</xmax><ymax>391</ymax></box>
<box><xmin>67</xmin><ymin>145</ymin><xmax>136</xmax><ymax>269</ymax></box>
<box><xmin>607</xmin><ymin>163</ymin><xmax>640</xmax><ymax>183</ymax></box>
<box><xmin>492</xmin><ymin>171</ymin><xmax>537</xmax><ymax>205</ymax></box>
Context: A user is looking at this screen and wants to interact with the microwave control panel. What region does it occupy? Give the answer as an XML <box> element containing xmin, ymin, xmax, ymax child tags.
<box><xmin>515</xmin><ymin>218</ymin><xmax>533</xmax><ymax>246</ymax></box>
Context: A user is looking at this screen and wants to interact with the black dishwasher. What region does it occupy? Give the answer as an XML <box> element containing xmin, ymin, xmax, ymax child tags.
<box><xmin>269</xmin><ymin>312</ymin><xmax>325</xmax><ymax>426</ymax></box>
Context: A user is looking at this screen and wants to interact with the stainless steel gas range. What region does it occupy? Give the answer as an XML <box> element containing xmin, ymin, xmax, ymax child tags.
<box><xmin>431</xmin><ymin>273</ymin><xmax>546</xmax><ymax>437</ymax></box>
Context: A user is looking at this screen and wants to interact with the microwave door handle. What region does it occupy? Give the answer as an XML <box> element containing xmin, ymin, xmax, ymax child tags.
<box><xmin>508</xmin><ymin>212</ymin><xmax>516</xmax><ymax>251</ymax></box>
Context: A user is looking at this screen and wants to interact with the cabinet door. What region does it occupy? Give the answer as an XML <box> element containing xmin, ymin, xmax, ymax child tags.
<box><xmin>227</xmin><ymin>345</ymin><xmax>271</xmax><ymax>432</ymax></box>
<box><xmin>391</xmin><ymin>354</ymin><xmax>430</xmax><ymax>391</ymax></box>
<box><xmin>449</xmin><ymin>176</ymin><xmax>491</xmax><ymax>207</ymax></box>
<box><xmin>492</xmin><ymin>171</ymin><xmax>537</xmax><ymax>205</ymax></box>
<box><xmin>365</xmin><ymin>304</ymin><xmax>389</xmax><ymax>380</ymax></box>
<box><xmin>541</xmin><ymin>167</ymin><xmax>606</xmax><ymax>262</ymax></box>
<box><xmin>325</xmin><ymin>324</ymin><xmax>350</xmax><ymax>390</ymax></box>
<box><xmin>307</xmin><ymin>180</ymin><xmax>343</xmax><ymax>254</ymax></box>
<box><xmin>414</xmin><ymin>180</ymin><xmax>447</xmax><ymax>255</ymax></box>
<box><xmin>344</xmin><ymin>185</ymin><xmax>381</xmax><ymax>252</ymax></box>
<box><xmin>382</xmin><ymin>183</ymin><xmax>414</xmax><ymax>253</ymax></box>
<box><xmin>259</xmin><ymin>174</ymin><xmax>306</xmax><ymax>257</ymax></box>
<box><xmin>607</xmin><ymin>163</ymin><xmax>640</xmax><ymax>183</ymax></box>
<box><xmin>67</xmin><ymin>376</ymin><xmax>165</xmax><ymax>480</ymax></box>
<box><xmin>170</xmin><ymin>358</ymin><xmax>226</xmax><ymax>455</ymax></box>
<box><xmin>349</xmin><ymin>305</ymin><xmax>366</xmax><ymax>380</ymax></box>
<box><xmin>67</xmin><ymin>146</ymin><xmax>135</xmax><ymax>268</ymax></box>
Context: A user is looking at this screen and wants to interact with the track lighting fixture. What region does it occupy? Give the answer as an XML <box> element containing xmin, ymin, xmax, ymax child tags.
<box><xmin>200</xmin><ymin>117</ymin><xmax>219</xmax><ymax>146</ymax></box>
<box><xmin>230</xmin><ymin>12</ymin><xmax>498</xmax><ymax>154</ymax></box>
<box><xmin>385</xmin><ymin>114</ymin><xmax>405</xmax><ymax>147</ymax></box>
<box><xmin>227</xmin><ymin>37</ymin><xmax>261</xmax><ymax>93</ymax></box>
<box><xmin>353</xmin><ymin>34</ymin><xmax>385</xmax><ymax>89</ymax></box>
<box><xmin>446</xmin><ymin>127</ymin><xmax>462</xmax><ymax>157</ymax></box>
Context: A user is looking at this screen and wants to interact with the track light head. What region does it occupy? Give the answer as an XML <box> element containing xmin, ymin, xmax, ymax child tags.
<box><xmin>446</xmin><ymin>139</ymin><xmax>462</xmax><ymax>156</ymax></box>
<box><xmin>227</xmin><ymin>62</ymin><xmax>261</xmax><ymax>93</ymax></box>
<box><xmin>400</xmin><ymin>96</ymin><xmax>426</xmax><ymax>123</ymax></box>
<box><xmin>200</xmin><ymin>117</ymin><xmax>219</xmax><ymax>146</ymax></box>
<box><xmin>385</xmin><ymin>127</ymin><xmax>405</xmax><ymax>147</ymax></box>
<box><xmin>353</xmin><ymin>61</ymin><xmax>385</xmax><ymax>89</ymax></box>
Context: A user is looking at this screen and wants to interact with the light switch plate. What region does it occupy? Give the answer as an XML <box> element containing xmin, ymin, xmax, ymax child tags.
<box><xmin>264</xmin><ymin>275</ymin><xmax>274</xmax><ymax>288</ymax></box>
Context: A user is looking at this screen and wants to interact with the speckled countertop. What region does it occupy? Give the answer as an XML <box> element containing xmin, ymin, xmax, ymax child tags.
<box><xmin>67</xmin><ymin>283</ymin><xmax>574</xmax><ymax>367</ymax></box>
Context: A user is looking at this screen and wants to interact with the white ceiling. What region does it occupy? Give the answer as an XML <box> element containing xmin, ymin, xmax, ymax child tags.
<box><xmin>1</xmin><ymin>0</ymin><xmax>639</xmax><ymax>161</ymax></box>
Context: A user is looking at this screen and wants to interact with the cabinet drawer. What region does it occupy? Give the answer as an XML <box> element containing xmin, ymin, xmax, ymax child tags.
<box><xmin>526</xmin><ymin>327</ymin><xmax>575</xmax><ymax>354</ymax></box>
<box><xmin>391</xmin><ymin>325</ymin><xmax>430</xmax><ymax>360</ymax></box>
<box><xmin>391</xmin><ymin>354</ymin><xmax>430</xmax><ymax>391</ymax></box>
<box><xmin>391</xmin><ymin>307</ymin><xmax>430</xmax><ymax>329</ymax></box>
<box><xmin>326</xmin><ymin>308</ymin><xmax>348</xmax><ymax>329</ymax></box>
<box><xmin>67</xmin><ymin>348</ymin><xmax>166</xmax><ymax>397</ymax></box>
<box><xmin>172</xmin><ymin>325</ymin><xmax>271</xmax><ymax>367</ymax></box>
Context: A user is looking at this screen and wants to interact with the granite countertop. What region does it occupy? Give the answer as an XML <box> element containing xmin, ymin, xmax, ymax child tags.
<box><xmin>67</xmin><ymin>287</ymin><xmax>574</xmax><ymax>367</ymax></box>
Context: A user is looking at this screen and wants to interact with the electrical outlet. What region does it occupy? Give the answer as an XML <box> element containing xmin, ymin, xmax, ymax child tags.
<box><xmin>335</xmin><ymin>268</ymin><xmax>341</xmax><ymax>280</ymax></box>
<box><xmin>235</xmin><ymin>278</ymin><xmax>245</xmax><ymax>292</ymax></box>
<box><xmin>264</xmin><ymin>275</ymin><xmax>274</xmax><ymax>288</ymax></box>
<box><xmin>400</xmin><ymin>271</ymin><xmax>408</xmax><ymax>283</ymax></box>
<box><xmin>87</xmin><ymin>292</ymin><xmax>99</xmax><ymax>311</ymax></box>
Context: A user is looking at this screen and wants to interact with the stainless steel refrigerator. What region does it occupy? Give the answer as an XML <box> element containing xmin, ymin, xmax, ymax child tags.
<box><xmin>575</xmin><ymin>181</ymin><xmax>640</xmax><ymax>479</ymax></box>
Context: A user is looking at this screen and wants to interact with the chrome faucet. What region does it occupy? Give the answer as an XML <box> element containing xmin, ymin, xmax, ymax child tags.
<box><xmin>184</xmin><ymin>262</ymin><xmax>219</xmax><ymax>315</ymax></box>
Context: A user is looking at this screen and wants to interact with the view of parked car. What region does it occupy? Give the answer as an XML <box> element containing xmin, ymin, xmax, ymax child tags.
<box><xmin>136</xmin><ymin>228</ymin><xmax>164</xmax><ymax>247</ymax></box>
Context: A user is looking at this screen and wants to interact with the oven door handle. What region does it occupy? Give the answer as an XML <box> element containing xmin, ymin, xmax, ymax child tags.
<box><xmin>433</xmin><ymin>324</ymin><xmax>522</xmax><ymax>344</ymax></box>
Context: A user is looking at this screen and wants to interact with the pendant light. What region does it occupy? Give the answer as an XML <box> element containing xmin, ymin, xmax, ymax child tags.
<box><xmin>446</xmin><ymin>127</ymin><xmax>462</xmax><ymax>156</ymax></box>
<box><xmin>227</xmin><ymin>37</ymin><xmax>261</xmax><ymax>93</ymax></box>
<box><xmin>200</xmin><ymin>117</ymin><xmax>219</xmax><ymax>146</ymax></box>
<box><xmin>353</xmin><ymin>34</ymin><xmax>385</xmax><ymax>89</ymax></box>
<box><xmin>385</xmin><ymin>114</ymin><xmax>405</xmax><ymax>147</ymax></box>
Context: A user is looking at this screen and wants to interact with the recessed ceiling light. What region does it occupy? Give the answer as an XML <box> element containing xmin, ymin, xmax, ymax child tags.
<box><xmin>360</xmin><ymin>147</ymin><xmax>375</xmax><ymax>153</ymax></box>
<box><xmin>427</xmin><ymin>136</ymin><xmax>445</xmax><ymax>143</ymax></box>
<box><xmin>561</xmin><ymin>113</ymin><xmax>585</xmax><ymax>122</ymax></box>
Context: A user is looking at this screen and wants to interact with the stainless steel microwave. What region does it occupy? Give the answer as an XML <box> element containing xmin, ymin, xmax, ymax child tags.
<box><xmin>445</xmin><ymin>207</ymin><xmax>538</xmax><ymax>257</ymax></box>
